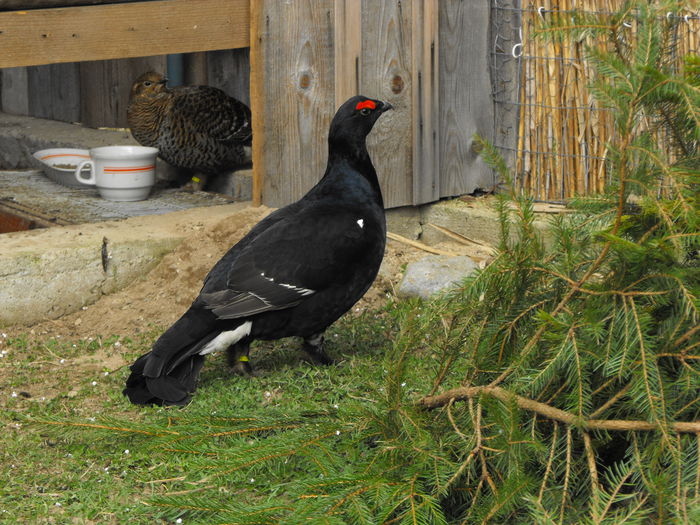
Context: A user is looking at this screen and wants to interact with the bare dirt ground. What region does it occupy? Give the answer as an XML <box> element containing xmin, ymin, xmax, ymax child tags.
<box><xmin>15</xmin><ymin>207</ymin><xmax>489</xmax><ymax>341</ymax></box>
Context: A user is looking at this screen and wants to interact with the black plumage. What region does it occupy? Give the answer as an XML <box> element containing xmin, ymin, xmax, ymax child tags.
<box><xmin>127</xmin><ymin>71</ymin><xmax>252</xmax><ymax>189</ymax></box>
<box><xmin>124</xmin><ymin>95</ymin><xmax>392</xmax><ymax>405</ymax></box>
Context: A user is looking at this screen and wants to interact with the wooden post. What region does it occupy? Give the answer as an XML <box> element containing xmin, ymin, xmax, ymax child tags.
<box><xmin>250</xmin><ymin>0</ymin><xmax>264</xmax><ymax>206</ymax></box>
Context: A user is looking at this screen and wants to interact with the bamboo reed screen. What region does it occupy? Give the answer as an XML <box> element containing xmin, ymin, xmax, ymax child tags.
<box><xmin>492</xmin><ymin>1</ymin><xmax>699</xmax><ymax>202</ymax></box>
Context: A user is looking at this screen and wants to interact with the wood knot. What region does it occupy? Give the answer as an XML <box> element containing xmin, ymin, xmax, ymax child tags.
<box><xmin>299</xmin><ymin>73</ymin><xmax>312</xmax><ymax>90</ymax></box>
<box><xmin>390</xmin><ymin>75</ymin><xmax>404</xmax><ymax>94</ymax></box>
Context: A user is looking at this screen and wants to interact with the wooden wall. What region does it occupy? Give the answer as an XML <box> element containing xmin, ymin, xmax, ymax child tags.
<box><xmin>0</xmin><ymin>0</ymin><xmax>502</xmax><ymax>210</ymax></box>
<box><xmin>0</xmin><ymin>50</ymin><xmax>250</xmax><ymax>128</ymax></box>
<box><xmin>253</xmin><ymin>0</ymin><xmax>498</xmax><ymax>209</ymax></box>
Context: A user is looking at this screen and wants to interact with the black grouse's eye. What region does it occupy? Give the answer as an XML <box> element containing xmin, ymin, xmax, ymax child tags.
<box><xmin>143</xmin><ymin>81</ymin><xmax>153</xmax><ymax>87</ymax></box>
<box><xmin>360</xmin><ymin>107</ymin><xmax>371</xmax><ymax>116</ymax></box>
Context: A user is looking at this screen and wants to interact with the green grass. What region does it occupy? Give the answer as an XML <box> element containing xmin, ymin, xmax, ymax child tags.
<box><xmin>0</xmin><ymin>308</ymin><xmax>399</xmax><ymax>523</ymax></box>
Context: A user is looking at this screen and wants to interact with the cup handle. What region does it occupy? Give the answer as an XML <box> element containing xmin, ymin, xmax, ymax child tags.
<box><xmin>74</xmin><ymin>160</ymin><xmax>95</xmax><ymax>185</ymax></box>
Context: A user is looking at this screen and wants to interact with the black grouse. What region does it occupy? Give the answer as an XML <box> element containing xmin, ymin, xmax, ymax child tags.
<box><xmin>124</xmin><ymin>95</ymin><xmax>392</xmax><ymax>405</ymax></box>
<box><xmin>127</xmin><ymin>71</ymin><xmax>252</xmax><ymax>190</ymax></box>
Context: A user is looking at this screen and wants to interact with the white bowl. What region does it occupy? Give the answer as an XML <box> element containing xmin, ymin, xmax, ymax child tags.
<box><xmin>33</xmin><ymin>148</ymin><xmax>94</xmax><ymax>188</ymax></box>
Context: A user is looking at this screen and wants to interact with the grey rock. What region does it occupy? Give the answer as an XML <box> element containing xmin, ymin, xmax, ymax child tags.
<box><xmin>397</xmin><ymin>255</ymin><xmax>478</xmax><ymax>300</ymax></box>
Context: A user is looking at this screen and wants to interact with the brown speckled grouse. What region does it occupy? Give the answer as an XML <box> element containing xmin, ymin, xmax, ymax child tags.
<box><xmin>127</xmin><ymin>71</ymin><xmax>252</xmax><ymax>190</ymax></box>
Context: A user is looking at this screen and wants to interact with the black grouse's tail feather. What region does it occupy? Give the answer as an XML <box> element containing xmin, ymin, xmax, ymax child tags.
<box><xmin>123</xmin><ymin>308</ymin><xmax>215</xmax><ymax>405</ymax></box>
<box><xmin>123</xmin><ymin>352</ymin><xmax>206</xmax><ymax>406</ymax></box>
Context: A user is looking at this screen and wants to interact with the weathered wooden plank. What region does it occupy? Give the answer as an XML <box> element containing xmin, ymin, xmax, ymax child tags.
<box><xmin>0</xmin><ymin>0</ymin><xmax>249</xmax><ymax>68</ymax></box>
<box><xmin>255</xmin><ymin>0</ymin><xmax>336</xmax><ymax>208</ymax></box>
<box><xmin>438</xmin><ymin>0</ymin><xmax>495</xmax><ymax>197</ymax></box>
<box><xmin>411</xmin><ymin>0</ymin><xmax>439</xmax><ymax>205</ymax></box>
<box><xmin>79</xmin><ymin>55</ymin><xmax>166</xmax><ymax>128</ymax></box>
<box><xmin>361</xmin><ymin>0</ymin><xmax>413</xmax><ymax>208</ymax></box>
<box><xmin>208</xmin><ymin>48</ymin><xmax>250</xmax><ymax>107</ymax></box>
<box><xmin>48</xmin><ymin>62</ymin><xmax>81</xmax><ymax>122</ymax></box>
<box><xmin>0</xmin><ymin>1</ymin><xmax>149</xmax><ymax>10</ymax></box>
<box><xmin>333</xmin><ymin>0</ymin><xmax>361</xmax><ymax>105</ymax></box>
<box><xmin>0</xmin><ymin>67</ymin><xmax>29</xmax><ymax>115</ymax></box>
<box><xmin>250</xmin><ymin>0</ymin><xmax>264</xmax><ymax>206</ymax></box>
<box><xmin>26</xmin><ymin>65</ymin><xmax>53</xmax><ymax>119</ymax></box>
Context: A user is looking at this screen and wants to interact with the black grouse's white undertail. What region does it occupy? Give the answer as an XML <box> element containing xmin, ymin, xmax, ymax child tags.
<box><xmin>124</xmin><ymin>96</ymin><xmax>392</xmax><ymax>405</ymax></box>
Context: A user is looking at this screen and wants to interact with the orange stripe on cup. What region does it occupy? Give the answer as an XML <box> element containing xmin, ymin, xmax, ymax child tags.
<box><xmin>103</xmin><ymin>165</ymin><xmax>155</xmax><ymax>173</ymax></box>
<box><xmin>41</xmin><ymin>153</ymin><xmax>90</xmax><ymax>160</ymax></box>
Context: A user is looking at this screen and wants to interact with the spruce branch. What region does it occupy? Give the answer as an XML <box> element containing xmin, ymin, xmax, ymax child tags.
<box><xmin>418</xmin><ymin>386</ymin><xmax>700</xmax><ymax>434</ymax></box>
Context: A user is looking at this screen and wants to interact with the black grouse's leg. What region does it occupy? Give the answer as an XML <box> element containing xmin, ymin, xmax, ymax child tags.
<box><xmin>182</xmin><ymin>172</ymin><xmax>208</xmax><ymax>192</ymax></box>
<box><xmin>227</xmin><ymin>340</ymin><xmax>253</xmax><ymax>376</ymax></box>
<box><xmin>301</xmin><ymin>332</ymin><xmax>333</xmax><ymax>366</ymax></box>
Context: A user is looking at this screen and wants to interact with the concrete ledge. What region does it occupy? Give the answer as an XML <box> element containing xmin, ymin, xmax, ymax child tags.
<box><xmin>0</xmin><ymin>112</ymin><xmax>137</xmax><ymax>170</ymax></box>
<box><xmin>0</xmin><ymin>202</ymin><xmax>250</xmax><ymax>326</ymax></box>
<box><xmin>387</xmin><ymin>197</ymin><xmax>553</xmax><ymax>247</ymax></box>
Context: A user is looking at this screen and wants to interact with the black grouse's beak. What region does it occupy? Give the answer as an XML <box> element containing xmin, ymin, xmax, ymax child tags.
<box><xmin>380</xmin><ymin>101</ymin><xmax>394</xmax><ymax>112</ymax></box>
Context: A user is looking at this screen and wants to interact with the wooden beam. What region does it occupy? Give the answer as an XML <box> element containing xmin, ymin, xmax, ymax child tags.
<box><xmin>0</xmin><ymin>0</ymin><xmax>250</xmax><ymax>68</ymax></box>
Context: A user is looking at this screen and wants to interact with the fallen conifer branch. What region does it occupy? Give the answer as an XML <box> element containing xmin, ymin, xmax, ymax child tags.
<box><xmin>419</xmin><ymin>386</ymin><xmax>700</xmax><ymax>434</ymax></box>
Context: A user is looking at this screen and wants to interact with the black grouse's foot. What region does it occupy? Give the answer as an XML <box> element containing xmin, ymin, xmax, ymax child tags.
<box><xmin>301</xmin><ymin>333</ymin><xmax>334</xmax><ymax>366</ymax></box>
<box><xmin>227</xmin><ymin>341</ymin><xmax>253</xmax><ymax>376</ymax></box>
<box><xmin>231</xmin><ymin>359</ymin><xmax>254</xmax><ymax>376</ymax></box>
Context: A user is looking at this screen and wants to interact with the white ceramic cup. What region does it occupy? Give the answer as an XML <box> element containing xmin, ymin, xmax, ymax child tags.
<box><xmin>74</xmin><ymin>145</ymin><xmax>159</xmax><ymax>201</ymax></box>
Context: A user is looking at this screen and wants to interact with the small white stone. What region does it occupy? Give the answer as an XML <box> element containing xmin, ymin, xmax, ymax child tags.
<box><xmin>124</xmin><ymin>449</ymin><xmax>130</xmax><ymax>455</ymax></box>
<box><xmin>335</xmin><ymin>430</ymin><xmax>341</xmax><ymax>436</ymax></box>
<box><xmin>54</xmin><ymin>502</ymin><xmax>62</xmax><ymax>507</ymax></box>
<box><xmin>176</xmin><ymin>519</ymin><xmax>183</xmax><ymax>524</ymax></box>
<box><xmin>103</xmin><ymin>372</ymin><xmax>109</xmax><ymax>376</ymax></box>
<box><xmin>59</xmin><ymin>359</ymin><xmax>65</xmax><ymax>364</ymax></box>
<box><xmin>104</xmin><ymin>467</ymin><xmax>109</xmax><ymax>472</ymax></box>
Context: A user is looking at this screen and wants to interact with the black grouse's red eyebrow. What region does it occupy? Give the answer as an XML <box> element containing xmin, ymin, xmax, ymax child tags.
<box><xmin>355</xmin><ymin>100</ymin><xmax>376</xmax><ymax>111</ymax></box>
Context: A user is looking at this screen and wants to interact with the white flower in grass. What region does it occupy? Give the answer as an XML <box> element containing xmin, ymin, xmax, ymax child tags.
<box><xmin>11</xmin><ymin>391</ymin><xmax>17</xmax><ymax>398</ymax></box>
<box><xmin>91</xmin><ymin>381</ymin><xmax>97</xmax><ymax>386</ymax></box>
<box><xmin>124</xmin><ymin>449</ymin><xmax>130</xmax><ymax>455</ymax></box>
